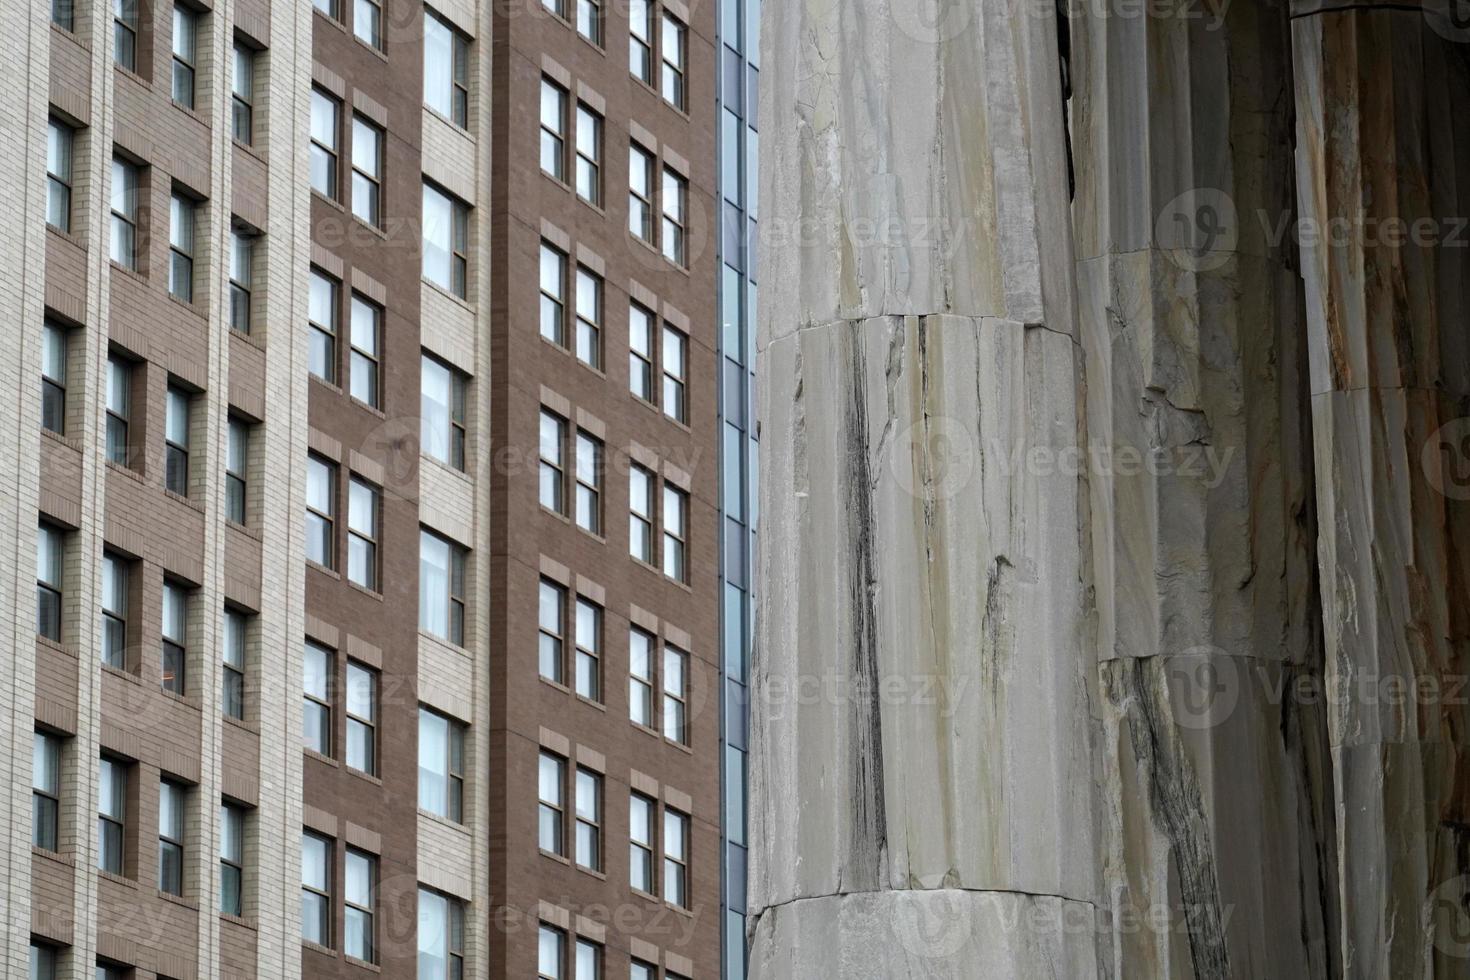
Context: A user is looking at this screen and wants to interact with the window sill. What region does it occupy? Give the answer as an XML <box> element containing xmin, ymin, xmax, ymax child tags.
<box><xmin>348</xmin><ymin>395</ymin><xmax>386</xmax><ymax>419</ymax></box>
<box><xmin>163</xmin><ymin>487</ymin><xmax>205</xmax><ymax>513</ymax></box>
<box><xmin>36</xmin><ymin>634</ymin><xmax>77</xmax><ymax>659</ymax></box>
<box><xmin>98</xmin><ymin>869</ymin><xmax>137</xmax><ymax>889</ymax></box>
<box><xmin>576</xmin><ymin>193</ymin><xmax>607</xmax><ymax>218</ymax></box>
<box><xmin>111</xmin><ymin>62</ymin><xmax>151</xmax><ymax>89</ymax></box>
<box><xmin>576</xmin><ymin>31</ymin><xmax>605</xmax><ymax>56</ymax></box>
<box><xmin>575</xmin><ymin>524</ymin><xmax>606</xmax><ymax>545</ymax></box>
<box><xmin>45</xmin><ymin>222</ymin><xmax>89</xmax><ymax>252</ymax></box>
<box><xmin>345</xmin><ymin>955</ymin><xmax>381</xmax><ymax>973</ymax></box>
<box><xmin>347</xmin><ymin>766</ymin><xmax>383</xmax><ymax>787</ymax></box>
<box><xmin>159</xmin><ymin>686</ymin><xmax>203</xmax><ymax>712</ymax></box>
<box><xmin>352</xmin><ymin>33</ymin><xmax>388</xmax><ymax>62</ymax></box>
<box><xmin>631</xmin><ymin>720</ymin><xmax>661</xmax><ymax>740</ymax></box>
<box><xmin>41</xmin><ymin>427</ymin><xmax>82</xmax><ymax>453</ymax></box>
<box><xmin>345</xmin><ymin>578</ymin><xmax>384</xmax><ymax>602</ymax></box>
<box><xmin>348</xmin><ymin>213</ymin><xmax>389</xmax><ymax>240</ymax></box>
<box><xmin>170</xmin><ymin>97</ymin><xmax>210</xmax><ymax>128</ymax></box>
<box><xmin>307</xmin><ymin>559</ymin><xmax>341</xmax><ymax>581</ymax></box>
<box><xmin>166</xmin><ymin>290</ymin><xmax>206</xmax><ymax>320</ymax></box>
<box><xmin>575</xmin><ymin>693</ymin><xmax>606</xmax><ymax>712</ymax></box>
<box><xmin>32</xmin><ymin>845</ymin><xmax>73</xmax><ymax>867</ymax></box>
<box><xmin>577</xmin><ymin>864</ymin><xmax>607</xmax><ymax>881</ymax></box>
<box><xmin>50</xmin><ymin>20</ymin><xmax>87</xmax><ymax>48</ymax></box>
<box><xmin>231</xmin><ymin>136</ymin><xmax>266</xmax><ymax>162</ymax></box>
<box><xmin>630</xmin><ymin>886</ymin><xmax>661</xmax><ymax>905</ymax></box>
<box><xmin>229</xmin><ymin>325</ymin><xmax>267</xmax><ymax>353</ymax></box>
<box><xmin>423</xmin><ymin>104</ymin><xmax>473</xmax><ymax>138</ymax></box>
<box><xmin>312</xmin><ymin>6</ymin><xmax>348</xmax><ymax>33</ymax></box>
<box><xmin>104</xmin><ymin>458</ymin><xmax>148</xmax><ymax>484</ymax></box>
<box><xmin>158</xmin><ymin>889</ymin><xmax>199</xmax><ymax>910</ymax></box>
<box><xmin>539</xmin><ymin>675</ymin><xmax>572</xmax><ymax>695</ymax></box>
<box><xmin>304</xmin><ymin>748</ymin><xmax>340</xmax><ymax>768</ymax></box>
<box><xmin>308</xmin><ymin>373</ymin><xmax>343</xmax><ymax>397</ymax></box>
<box><xmin>539</xmin><ymin>848</ymin><xmax>572</xmax><ymax>866</ymax></box>
<box><xmin>109</xmin><ymin>258</ymin><xmax>147</xmax><ymax>283</ymax></box>
<box><xmin>417</xmin><ymin>809</ymin><xmax>471</xmax><ymax>836</ymax></box>
<box><xmin>539</xmin><ymin>504</ymin><xmax>573</xmax><ymax>525</ymax></box>
<box><xmin>421</xmin><ymin>276</ymin><xmax>475</xmax><ymax>312</ymax></box>
<box><xmin>576</xmin><ymin>355</ymin><xmax>606</xmax><ymax>379</ymax></box>
<box><xmin>311</xmin><ymin>188</ymin><xmax>347</xmax><ymax>213</ymax></box>
<box><xmin>664</xmin><ymin>736</ymin><xmax>693</xmax><ymax>755</ymax></box>
<box><xmin>302</xmin><ymin>939</ymin><xmax>336</xmax><ymax>957</ymax></box>
<box><xmin>541</xmin><ymin>168</ymin><xmax>573</xmax><ymax>194</ymax></box>
<box><xmin>226</xmin><ymin>519</ymin><xmax>262</xmax><ymax>541</ymax></box>
<box><xmin>223</xmin><ymin>713</ymin><xmax>260</xmax><ymax>735</ymax></box>
<box><xmin>221</xmin><ymin>911</ymin><xmax>258</xmax><ymax>930</ymax></box>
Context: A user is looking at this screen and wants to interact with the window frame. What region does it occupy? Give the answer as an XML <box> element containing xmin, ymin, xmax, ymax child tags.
<box><xmin>576</xmin><ymin>938</ymin><xmax>603</xmax><ymax>980</ymax></box>
<box><xmin>629</xmin><ymin>143</ymin><xmax>655</xmax><ymax>243</ymax></box>
<box><xmin>169</xmin><ymin>192</ymin><xmax>197</xmax><ymax>301</ymax></box>
<box><xmin>662</xmin><ymin>324</ymin><xmax>688</xmax><ymax>423</ymax></box>
<box><xmin>576</xmin><ymin>0</ymin><xmax>601</xmax><ymax>45</ymax></box>
<box><xmin>351</xmin><ymin>114</ymin><xmax>383</xmax><ymax>227</ymax></box>
<box><xmin>629</xmin><ymin>626</ymin><xmax>655</xmax><ymax>729</ymax></box>
<box><xmin>310</xmin><ymin>87</ymin><xmax>341</xmax><ymax>200</ymax></box>
<box><xmin>540</xmin><ymin>76</ymin><xmax>569</xmax><ymax>182</ymax></box>
<box><xmin>232</xmin><ymin>41</ymin><xmax>255</xmax><ymax>144</ymax></box>
<box><xmin>629</xmin><ymin>302</ymin><xmax>655</xmax><ymax>403</ymax></box>
<box><xmin>301</xmin><ymin>831</ymin><xmax>334</xmax><ymax>947</ymax></box>
<box><xmin>345</xmin><ymin>660</ymin><xmax>378</xmax><ymax>776</ymax></box>
<box><xmin>661</xmin><ymin>166</ymin><xmax>688</xmax><ymax>266</ymax></box>
<box><xmin>660</xmin><ymin>12</ymin><xmax>687</xmax><ymax>109</ymax></box>
<box><xmin>219</xmin><ymin>801</ymin><xmax>245</xmax><ymax>916</ymax></box>
<box><xmin>539</xmin><ymin>408</ymin><xmax>568</xmax><ymax>514</ymax></box>
<box><xmin>629</xmin><ymin>464</ymin><xmax>655</xmax><ymax>564</ymax></box>
<box><xmin>424</xmin><ymin>10</ymin><xmax>469</xmax><ymax>128</ymax></box>
<box><xmin>663</xmin><ymin>807</ymin><xmax>689</xmax><ymax>908</ymax></box>
<box><xmin>98</xmin><ymin>755</ymin><xmax>127</xmax><ymax>875</ymax></box>
<box><xmin>222</xmin><ymin>606</ymin><xmax>247</xmax><ymax>720</ymax></box>
<box><xmin>628</xmin><ymin>0</ymin><xmax>653</xmax><ymax>84</ymax></box>
<box><xmin>574</xmin><ymin>596</ymin><xmax>602</xmax><ymax>701</ymax></box>
<box><xmin>308</xmin><ymin>268</ymin><xmax>339</xmax><ymax>384</ymax></box>
<box><xmin>354</xmin><ymin>0</ymin><xmax>383</xmax><ymax>49</ymax></box>
<box><xmin>46</xmin><ymin>118</ymin><xmax>73</xmax><ymax>233</ymax></box>
<box><xmin>303</xmin><ymin>639</ymin><xmax>334</xmax><ymax>756</ymax></box>
<box><xmin>574</xmin><ymin>264</ymin><xmax>602</xmax><ymax>368</ymax></box>
<box><xmin>419</xmin><ymin>528</ymin><xmax>466</xmax><ymax>645</ymax></box>
<box><xmin>629</xmin><ymin>791</ymin><xmax>655</xmax><ymax>894</ymax></box>
<box><xmin>226</xmin><ymin>417</ymin><xmax>248</xmax><ymax>525</ymax></box>
<box><xmin>349</xmin><ymin>293</ymin><xmax>382</xmax><ymax>409</ymax></box>
<box><xmin>418</xmin><ymin>887</ymin><xmax>466</xmax><ymax>980</ymax></box>
<box><xmin>538</xmin><ymin>923</ymin><xmax>567</xmax><ymax>980</ymax></box>
<box><xmin>161</xmin><ymin>579</ymin><xmax>188</xmax><ymax>694</ymax></box>
<box><xmin>36</xmin><ymin>522</ymin><xmax>63</xmax><ymax>642</ymax></box>
<box><xmin>662</xmin><ymin>483</ymin><xmax>689</xmax><ymax>582</ymax></box>
<box><xmin>158</xmin><ymin>777</ymin><xmax>186</xmax><ymax>896</ymax></box>
<box><xmin>41</xmin><ymin>320</ymin><xmax>66</xmax><ymax>435</ymax></box>
<box><xmin>421</xmin><ymin>353</ymin><xmax>467</xmax><ymax>471</ymax></box>
<box><xmin>574</xmin><ymin>766</ymin><xmax>602</xmax><ymax>871</ymax></box>
<box><xmin>110</xmin><ymin>157</ymin><xmax>139</xmax><ymax>269</ymax></box>
<box><xmin>229</xmin><ymin>228</ymin><xmax>254</xmax><ymax>333</ymax></box>
<box><xmin>539</xmin><ymin>240</ymin><xmax>568</xmax><ymax>346</ymax></box>
<box><xmin>32</xmin><ymin>731</ymin><xmax>60</xmax><ymax>852</ymax></box>
<box><xmin>538</xmin><ymin>577</ymin><xmax>567</xmax><ymax>684</ymax></box>
<box><xmin>422</xmin><ymin>181</ymin><xmax>469</xmax><ymax>298</ymax></box>
<box><xmin>663</xmin><ymin>643</ymin><xmax>688</xmax><ymax>744</ymax></box>
<box><xmin>114</xmin><ymin>0</ymin><xmax>139</xmax><ymax>71</ymax></box>
<box><xmin>306</xmin><ymin>453</ymin><xmax>337</xmax><ymax>569</ymax></box>
<box><xmin>101</xmin><ymin>551</ymin><xmax>127</xmax><ymax>668</ymax></box>
<box><xmin>344</xmin><ymin>847</ymin><xmax>376</xmax><ymax>963</ymax></box>
<box><xmin>574</xmin><ymin>102</ymin><xmax>602</xmax><ymax>205</ymax></box>
<box><xmin>165</xmin><ymin>385</ymin><xmax>191</xmax><ymax>496</ymax></box>
<box><xmin>574</xmin><ymin>430</ymin><xmax>602</xmax><ymax>536</ymax></box>
<box><xmin>172</xmin><ymin>3</ymin><xmax>199</xmax><ymax>109</ymax></box>
<box><xmin>538</xmin><ymin>750</ymin><xmax>567</xmax><ymax>856</ymax></box>
<box><xmin>105</xmin><ymin>355</ymin><xmax>130</xmax><ymax>464</ymax></box>
<box><xmin>418</xmin><ymin>707</ymin><xmax>465</xmax><ymax>823</ymax></box>
<box><xmin>347</xmin><ymin>476</ymin><xmax>381</xmax><ymax>591</ymax></box>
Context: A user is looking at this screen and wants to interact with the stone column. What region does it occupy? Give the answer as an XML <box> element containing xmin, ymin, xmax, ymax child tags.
<box><xmin>747</xmin><ymin>0</ymin><xmax>1101</xmax><ymax>974</ymax></box>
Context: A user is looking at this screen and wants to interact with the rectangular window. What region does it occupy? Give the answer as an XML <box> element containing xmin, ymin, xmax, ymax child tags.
<box><xmin>575</xmin><ymin>265</ymin><xmax>602</xmax><ymax>367</ymax></box>
<box><xmin>172</xmin><ymin>5</ymin><xmax>198</xmax><ymax>108</ymax></box>
<box><xmin>47</xmin><ymin>119</ymin><xmax>72</xmax><ymax>232</ymax></box>
<box><xmin>629</xmin><ymin>464</ymin><xmax>654</xmax><ymax>563</ymax></box>
<box><xmin>32</xmin><ymin>732</ymin><xmax>60</xmax><ymax>852</ymax></box>
<box><xmin>36</xmin><ymin>523</ymin><xmax>62</xmax><ymax>642</ymax></box>
<box><xmin>541</xmin><ymin>0</ymin><xmax>566</xmax><ymax>17</ymax></box>
<box><xmin>222</xmin><ymin>607</ymin><xmax>246</xmax><ymax>719</ymax></box>
<box><xmin>309</xmin><ymin>269</ymin><xmax>338</xmax><ymax>382</ymax></box>
<box><xmin>230</xmin><ymin>230</ymin><xmax>253</xmax><ymax>332</ymax></box>
<box><xmin>539</xmin><ymin>408</ymin><xmax>567</xmax><ymax>513</ymax></box>
<box><xmin>662</xmin><ymin>325</ymin><xmax>687</xmax><ymax>422</ymax></box>
<box><xmin>662</xmin><ymin>167</ymin><xmax>687</xmax><ymax>265</ymax></box>
<box><xmin>663</xmin><ymin>808</ymin><xmax>689</xmax><ymax>907</ymax></box>
<box><xmin>52</xmin><ymin>0</ymin><xmax>73</xmax><ymax>29</ymax></box>
<box><xmin>540</xmin><ymin>77</ymin><xmax>568</xmax><ymax>181</ymax></box>
<box><xmin>314</xmin><ymin>0</ymin><xmax>339</xmax><ymax>17</ymax></box>
<box><xmin>539</xmin><ymin>241</ymin><xmax>567</xmax><ymax>345</ymax></box>
<box><xmin>575</xmin><ymin>597</ymin><xmax>601</xmax><ymax>700</ymax></box>
<box><xmin>629</xmin><ymin>792</ymin><xmax>654</xmax><ymax>892</ymax></box>
<box><xmin>424</xmin><ymin>11</ymin><xmax>469</xmax><ymax>127</ymax></box>
<box><xmin>354</xmin><ymin>0</ymin><xmax>382</xmax><ymax>48</ymax></box>
<box><xmin>628</xmin><ymin>0</ymin><xmax>652</xmax><ymax>83</ymax></box>
<box><xmin>226</xmin><ymin>419</ymin><xmax>248</xmax><ymax>524</ymax></box>
<box><xmin>162</xmin><ymin>580</ymin><xmax>187</xmax><ymax>694</ymax></box>
<box><xmin>351</xmin><ymin>115</ymin><xmax>383</xmax><ymax>227</ymax></box>
<box><xmin>41</xmin><ymin>321</ymin><xmax>66</xmax><ymax>435</ymax></box>
<box><xmin>418</xmin><ymin>888</ymin><xmax>465</xmax><ymax>980</ymax></box>
<box><xmin>220</xmin><ymin>802</ymin><xmax>245</xmax><ymax>916</ymax></box>
<box><xmin>576</xmin><ymin>939</ymin><xmax>602</xmax><ymax>980</ymax></box>
<box><xmin>538</xmin><ymin>924</ymin><xmax>566</xmax><ymax>980</ymax></box>
<box><xmin>110</xmin><ymin>157</ymin><xmax>139</xmax><ymax>268</ymax></box>
<box><xmin>577</xmin><ymin>0</ymin><xmax>601</xmax><ymax>44</ymax></box>
<box><xmin>101</xmin><ymin>552</ymin><xmax>127</xmax><ymax>667</ymax></box>
<box><xmin>629</xmin><ymin>302</ymin><xmax>654</xmax><ymax>401</ymax></box>
<box><xmin>98</xmin><ymin>756</ymin><xmax>126</xmax><ymax>874</ymax></box>
<box><xmin>115</xmin><ymin>0</ymin><xmax>138</xmax><ymax>71</ymax></box>
<box><xmin>629</xmin><ymin>627</ymin><xmax>654</xmax><ymax>728</ymax></box>
<box><xmin>663</xmin><ymin>644</ymin><xmax>688</xmax><ymax>744</ymax></box>
<box><xmin>348</xmin><ymin>477</ymin><xmax>380</xmax><ymax>590</ymax></box>
<box><xmin>422</xmin><ymin>182</ymin><xmax>468</xmax><ymax>298</ymax></box>
<box><xmin>306</xmin><ymin>454</ymin><xmax>336</xmax><ymax>568</ymax></box>
<box><xmin>538</xmin><ymin>750</ymin><xmax>566</xmax><ymax>855</ymax></box>
<box><xmin>158</xmin><ymin>778</ymin><xmax>185</xmax><ymax>895</ymax></box>
<box><xmin>538</xmin><ymin>577</ymin><xmax>566</xmax><ymax>683</ymax></box>
<box><xmin>663</xmin><ymin>484</ymin><xmax>688</xmax><ymax>581</ymax></box>
<box><xmin>165</xmin><ymin>385</ymin><xmax>191</xmax><ymax>495</ymax></box>
<box><xmin>301</xmin><ymin>831</ymin><xmax>333</xmax><ymax>946</ymax></box>
<box><xmin>349</xmin><ymin>294</ymin><xmax>381</xmax><ymax>408</ymax></box>
<box><xmin>632</xmin><ymin>961</ymin><xmax>656</xmax><ymax>980</ymax></box>
<box><xmin>345</xmin><ymin>661</ymin><xmax>377</xmax><ymax>775</ymax></box>
<box><xmin>310</xmin><ymin>88</ymin><xmax>340</xmax><ymax>199</ymax></box>
<box><xmin>169</xmin><ymin>193</ymin><xmax>196</xmax><ymax>301</ymax></box>
<box><xmin>661</xmin><ymin>13</ymin><xmax>686</xmax><ymax>108</ymax></box>
<box><xmin>575</xmin><ymin>103</ymin><xmax>602</xmax><ymax>205</ymax></box>
<box><xmin>421</xmin><ymin>354</ymin><xmax>467</xmax><ymax>470</ymax></box>
<box><xmin>419</xmin><ymin>529</ymin><xmax>466</xmax><ymax>644</ymax></box>
<box><xmin>628</xmin><ymin>143</ymin><xmax>654</xmax><ymax>242</ymax></box>
<box><xmin>574</xmin><ymin>431</ymin><xmax>602</xmax><ymax>535</ymax></box>
<box><xmin>303</xmin><ymin>639</ymin><xmax>333</xmax><ymax>755</ymax></box>
<box><xmin>344</xmin><ymin>848</ymin><xmax>375</xmax><ymax>963</ymax></box>
<box><xmin>232</xmin><ymin>43</ymin><xmax>255</xmax><ymax>144</ymax></box>
<box><xmin>106</xmin><ymin>356</ymin><xmax>130</xmax><ymax>464</ymax></box>
<box><xmin>575</xmin><ymin>767</ymin><xmax>601</xmax><ymax>871</ymax></box>
<box><xmin>418</xmin><ymin>708</ymin><xmax>465</xmax><ymax>822</ymax></box>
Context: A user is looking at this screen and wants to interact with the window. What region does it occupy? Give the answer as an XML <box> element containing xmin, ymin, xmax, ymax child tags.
<box><xmin>345</xmin><ymin>661</ymin><xmax>377</xmax><ymax>775</ymax></box>
<box><xmin>663</xmin><ymin>808</ymin><xmax>688</xmax><ymax>907</ymax></box>
<box><xmin>52</xmin><ymin>0</ymin><xmax>73</xmax><ymax>29</ymax></box>
<box><xmin>36</xmin><ymin>524</ymin><xmax>62</xmax><ymax>642</ymax></box>
<box><xmin>629</xmin><ymin>0</ymin><xmax>652</xmax><ymax>83</ymax></box>
<box><xmin>306</xmin><ymin>454</ymin><xmax>336</xmax><ymax>568</ymax></box>
<box><xmin>47</xmin><ymin>119</ymin><xmax>72</xmax><ymax>232</ymax></box>
<box><xmin>226</xmin><ymin>419</ymin><xmax>248</xmax><ymax>524</ymax></box>
<box><xmin>41</xmin><ymin>321</ymin><xmax>66</xmax><ymax>434</ymax></box>
<box><xmin>229</xmin><ymin>230</ymin><xmax>253</xmax><ymax>332</ymax></box>
<box><xmin>314</xmin><ymin>0</ymin><xmax>339</xmax><ymax>16</ymax></box>
<box><xmin>310</xmin><ymin>88</ymin><xmax>340</xmax><ymax>199</ymax></box>
<box><xmin>165</xmin><ymin>386</ymin><xmax>190</xmax><ymax>495</ymax></box>
<box><xmin>541</xmin><ymin>0</ymin><xmax>566</xmax><ymax>16</ymax></box>
<box><xmin>629</xmin><ymin>464</ymin><xmax>654</xmax><ymax>563</ymax></box>
<box><xmin>158</xmin><ymin>779</ymin><xmax>185</xmax><ymax>895</ymax></box>
<box><xmin>575</xmin><ymin>767</ymin><xmax>601</xmax><ymax>870</ymax></box>
<box><xmin>301</xmin><ymin>832</ymin><xmax>332</xmax><ymax>946</ymax></box>
<box><xmin>577</xmin><ymin>0</ymin><xmax>601</xmax><ymax>44</ymax></box>
<box><xmin>576</xmin><ymin>939</ymin><xmax>602</xmax><ymax>980</ymax></box>
<box><xmin>101</xmin><ymin>552</ymin><xmax>127</xmax><ymax>667</ymax></box>
<box><xmin>662</xmin><ymin>325</ymin><xmax>687</xmax><ymax>422</ymax></box>
<box><xmin>31</xmin><ymin>943</ymin><xmax>57</xmax><ymax>980</ymax></box>
<box><xmin>575</xmin><ymin>104</ymin><xmax>601</xmax><ymax>205</ymax></box>
<box><xmin>309</xmin><ymin>269</ymin><xmax>339</xmax><ymax>383</ymax></box>
<box><xmin>629</xmin><ymin>143</ymin><xmax>654</xmax><ymax>242</ymax></box>
<box><xmin>354</xmin><ymin>0</ymin><xmax>382</xmax><ymax>48</ymax></box>
<box><xmin>418</xmin><ymin>888</ymin><xmax>465</xmax><ymax>980</ymax></box>
<box><xmin>663</xmin><ymin>485</ymin><xmax>688</xmax><ymax>581</ymax></box>
<box><xmin>418</xmin><ymin>708</ymin><xmax>464</xmax><ymax>822</ymax></box>
<box><xmin>96</xmin><ymin>963</ymin><xmax>127</xmax><ymax>980</ymax></box>
<box><xmin>575</xmin><ymin>597</ymin><xmax>601</xmax><ymax>700</ymax></box>
<box><xmin>115</xmin><ymin>0</ymin><xmax>138</xmax><ymax>70</ymax></box>
<box><xmin>540</xmin><ymin>78</ymin><xmax>568</xmax><ymax>181</ymax></box>
<box><xmin>98</xmin><ymin>756</ymin><xmax>126</xmax><ymax>874</ymax></box>
<box><xmin>631</xmin><ymin>960</ymin><xmax>657</xmax><ymax>980</ymax></box>
<box><xmin>232</xmin><ymin>43</ymin><xmax>255</xmax><ymax>143</ymax></box>
<box><xmin>629</xmin><ymin>628</ymin><xmax>654</xmax><ymax>728</ymax></box>
<box><xmin>663</xmin><ymin>644</ymin><xmax>687</xmax><ymax>743</ymax></box>
<box><xmin>169</xmin><ymin>193</ymin><xmax>196</xmax><ymax>300</ymax></box>
<box><xmin>351</xmin><ymin>116</ymin><xmax>382</xmax><ymax>226</ymax></box>
<box><xmin>344</xmin><ymin>848</ymin><xmax>375</xmax><ymax>963</ymax></box>
<box><xmin>629</xmin><ymin>303</ymin><xmax>655</xmax><ymax>401</ymax></box>
<box><xmin>538</xmin><ymin>750</ymin><xmax>566</xmax><ymax>854</ymax></box>
<box><xmin>421</xmin><ymin>354</ymin><xmax>467</xmax><ymax>470</ymax></box>
<box><xmin>32</xmin><ymin>732</ymin><xmax>60</xmax><ymax>852</ymax></box>
<box><xmin>424</xmin><ymin>11</ymin><xmax>469</xmax><ymax>127</ymax></box>
<box><xmin>420</xmin><ymin>529</ymin><xmax>466</xmax><ymax>644</ymax></box>
<box><xmin>540</xmin><ymin>242</ymin><xmax>567</xmax><ymax>345</ymax></box>
<box><xmin>538</xmin><ymin>924</ymin><xmax>566</xmax><ymax>980</ymax></box>
<box><xmin>106</xmin><ymin>356</ymin><xmax>130</xmax><ymax>464</ymax></box>
<box><xmin>574</xmin><ymin>431</ymin><xmax>601</xmax><ymax>535</ymax></box>
<box><xmin>172</xmin><ymin>5</ymin><xmax>198</xmax><ymax>108</ymax></box>
<box><xmin>662</xmin><ymin>168</ymin><xmax>687</xmax><ymax>265</ymax></box>
<box><xmin>110</xmin><ymin>157</ymin><xmax>139</xmax><ymax>268</ymax></box>
<box><xmin>222</xmin><ymin>607</ymin><xmax>246</xmax><ymax>719</ymax></box>
<box><xmin>350</xmin><ymin>295</ymin><xmax>381</xmax><ymax>407</ymax></box>
<box><xmin>303</xmin><ymin>640</ymin><xmax>333</xmax><ymax>755</ymax></box>
<box><xmin>661</xmin><ymin>13</ymin><xmax>686</xmax><ymax>108</ymax></box>
<box><xmin>348</xmin><ymin>478</ymin><xmax>380</xmax><ymax>590</ymax></box>
<box><xmin>539</xmin><ymin>409</ymin><xmax>567</xmax><ymax>513</ymax></box>
<box><xmin>422</xmin><ymin>182</ymin><xmax>468</xmax><ymax>298</ymax></box>
<box><xmin>220</xmin><ymin>802</ymin><xmax>245</xmax><ymax>916</ymax></box>
<box><xmin>575</xmin><ymin>266</ymin><xmax>602</xmax><ymax>367</ymax></box>
<box><xmin>162</xmin><ymin>580</ymin><xmax>187</xmax><ymax>694</ymax></box>
<box><xmin>629</xmin><ymin>792</ymin><xmax>654</xmax><ymax>892</ymax></box>
<box><xmin>538</xmin><ymin>577</ymin><xmax>566</xmax><ymax>683</ymax></box>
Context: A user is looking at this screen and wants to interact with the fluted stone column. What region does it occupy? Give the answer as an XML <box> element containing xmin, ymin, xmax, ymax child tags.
<box><xmin>747</xmin><ymin>0</ymin><xmax>1100</xmax><ymax>974</ymax></box>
